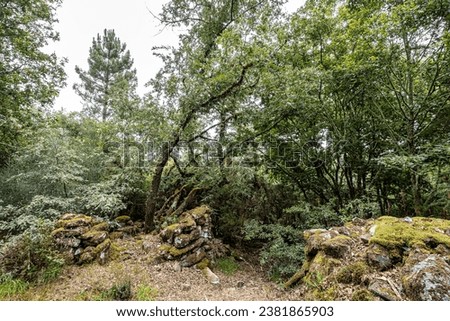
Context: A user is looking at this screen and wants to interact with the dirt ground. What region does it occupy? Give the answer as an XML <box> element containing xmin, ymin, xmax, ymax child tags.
<box><xmin>19</xmin><ymin>234</ymin><xmax>304</xmax><ymax>301</ymax></box>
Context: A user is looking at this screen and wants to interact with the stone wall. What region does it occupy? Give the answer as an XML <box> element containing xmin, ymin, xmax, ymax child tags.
<box><xmin>52</xmin><ymin>213</ymin><xmax>141</xmax><ymax>265</ymax></box>
<box><xmin>158</xmin><ymin>205</ymin><xmax>230</xmax><ymax>269</ymax></box>
<box><xmin>286</xmin><ymin>216</ymin><xmax>450</xmax><ymax>301</ymax></box>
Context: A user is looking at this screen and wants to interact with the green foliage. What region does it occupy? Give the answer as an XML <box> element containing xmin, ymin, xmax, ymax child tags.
<box><xmin>243</xmin><ymin>220</ymin><xmax>305</xmax><ymax>280</ymax></box>
<box><xmin>74</xmin><ymin>29</ymin><xmax>138</xmax><ymax>122</ymax></box>
<box><xmin>0</xmin><ymin>223</ymin><xmax>63</xmax><ymax>283</ymax></box>
<box><xmin>216</xmin><ymin>257</ymin><xmax>239</xmax><ymax>275</ymax></box>
<box><xmin>135</xmin><ymin>284</ymin><xmax>158</xmax><ymax>301</ymax></box>
<box><xmin>284</xmin><ymin>203</ymin><xmax>343</xmax><ymax>229</ymax></box>
<box><xmin>108</xmin><ymin>279</ymin><xmax>132</xmax><ymax>301</ymax></box>
<box><xmin>0</xmin><ymin>0</ymin><xmax>66</xmax><ymax>166</ymax></box>
<box><xmin>0</xmin><ymin>275</ymin><xmax>29</xmax><ymax>300</ymax></box>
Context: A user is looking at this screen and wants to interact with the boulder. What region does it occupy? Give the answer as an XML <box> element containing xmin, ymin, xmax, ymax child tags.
<box><xmin>403</xmin><ymin>254</ymin><xmax>450</xmax><ymax>301</ymax></box>
<box><xmin>322</xmin><ymin>235</ymin><xmax>353</xmax><ymax>258</ymax></box>
<box><xmin>366</xmin><ymin>244</ymin><xmax>393</xmax><ymax>271</ymax></box>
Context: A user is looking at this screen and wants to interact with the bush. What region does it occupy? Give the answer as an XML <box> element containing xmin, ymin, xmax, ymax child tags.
<box><xmin>0</xmin><ymin>223</ymin><xmax>63</xmax><ymax>283</ymax></box>
<box><xmin>243</xmin><ymin>220</ymin><xmax>305</xmax><ymax>281</ymax></box>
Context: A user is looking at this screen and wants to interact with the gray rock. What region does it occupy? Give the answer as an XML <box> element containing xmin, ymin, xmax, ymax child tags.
<box><xmin>403</xmin><ymin>254</ymin><xmax>450</xmax><ymax>301</ymax></box>
<box><xmin>366</xmin><ymin>244</ymin><xmax>393</xmax><ymax>271</ymax></box>
<box><xmin>368</xmin><ymin>278</ymin><xmax>401</xmax><ymax>301</ymax></box>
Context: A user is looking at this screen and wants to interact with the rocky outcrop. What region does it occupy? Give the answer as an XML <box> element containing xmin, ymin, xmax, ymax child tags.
<box><xmin>286</xmin><ymin>216</ymin><xmax>450</xmax><ymax>301</ymax></box>
<box><xmin>158</xmin><ymin>205</ymin><xmax>230</xmax><ymax>283</ymax></box>
<box><xmin>52</xmin><ymin>213</ymin><xmax>142</xmax><ymax>265</ymax></box>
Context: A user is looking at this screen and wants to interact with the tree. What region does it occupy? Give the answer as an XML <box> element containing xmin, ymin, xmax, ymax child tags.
<box><xmin>74</xmin><ymin>29</ymin><xmax>137</xmax><ymax>122</ymax></box>
<box><xmin>0</xmin><ymin>0</ymin><xmax>66</xmax><ymax>167</ymax></box>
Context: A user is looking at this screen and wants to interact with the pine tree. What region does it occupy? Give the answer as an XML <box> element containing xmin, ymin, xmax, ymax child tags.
<box><xmin>74</xmin><ymin>29</ymin><xmax>137</xmax><ymax>121</ymax></box>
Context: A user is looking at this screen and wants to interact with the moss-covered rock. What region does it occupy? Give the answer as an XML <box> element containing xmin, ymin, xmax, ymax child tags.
<box><xmin>304</xmin><ymin>230</ymin><xmax>339</xmax><ymax>257</ymax></box>
<box><xmin>91</xmin><ymin>222</ymin><xmax>109</xmax><ymax>232</ymax></box>
<box><xmin>370</xmin><ymin>216</ymin><xmax>450</xmax><ymax>250</ymax></box>
<box><xmin>78</xmin><ymin>247</ymin><xmax>96</xmax><ymax>265</ymax></box>
<box><xmin>336</xmin><ymin>261</ymin><xmax>369</xmax><ymax>284</ymax></box>
<box><xmin>115</xmin><ymin>215</ymin><xmax>131</xmax><ymax>225</ymax></box>
<box><xmin>366</xmin><ymin>244</ymin><xmax>394</xmax><ymax>271</ymax></box>
<box><xmin>322</xmin><ymin>235</ymin><xmax>353</xmax><ymax>258</ymax></box>
<box><xmin>351</xmin><ymin>289</ymin><xmax>374</xmax><ymax>301</ymax></box>
<box><xmin>403</xmin><ymin>254</ymin><xmax>450</xmax><ymax>300</ymax></box>
<box><xmin>80</xmin><ymin>231</ymin><xmax>108</xmax><ymax>246</ymax></box>
<box><xmin>56</xmin><ymin>214</ymin><xmax>93</xmax><ymax>229</ymax></box>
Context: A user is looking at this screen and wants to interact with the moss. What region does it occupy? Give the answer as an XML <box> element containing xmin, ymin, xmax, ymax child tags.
<box><xmin>312</xmin><ymin>285</ymin><xmax>337</xmax><ymax>301</ymax></box>
<box><xmin>158</xmin><ymin>244</ymin><xmax>190</xmax><ymax>257</ymax></box>
<box><xmin>95</xmin><ymin>239</ymin><xmax>112</xmax><ymax>255</ymax></box>
<box><xmin>115</xmin><ymin>216</ymin><xmax>131</xmax><ymax>224</ymax></box>
<box><xmin>56</xmin><ymin>215</ymin><xmax>93</xmax><ymax>228</ymax></box>
<box><xmin>189</xmin><ymin>205</ymin><xmax>210</xmax><ymax>218</ymax></box>
<box><xmin>196</xmin><ymin>258</ymin><xmax>210</xmax><ymax>270</ymax></box>
<box><xmin>335</xmin><ymin>261</ymin><xmax>369</xmax><ymax>284</ymax></box>
<box><xmin>370</xmin><ymin>216</ymin><xmax>450</xmax><ymax>250</ymax></box>
<box><xmin>51</xmin><ymin>227</ymin><xmax>66</xmax><ymax>238</ymax></box>
<box><xmin>352</xmin><ymin>289</ymin><xmax>374</xmax><ymax>301</ymax></box>
<box><xmin>91</xmin><ymin>222</ymin><xmax>109</xmax><ymax>232</ymax></box>
<box><xmin>308</xmin><ymin>251</ymin><xmax>341</xmax><ymax>278</ymax></box>
<box><xmin>109</xmin><ymin>243</ymin><xmax>126</xmax><ymax>261</ymax></box>
<box><xmin>322</xmin><ymin>235</ymin><xmax>352</xmax><ymax>258</ymax></box>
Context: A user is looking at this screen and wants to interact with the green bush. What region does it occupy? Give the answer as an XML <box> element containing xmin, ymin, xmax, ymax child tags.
<box><xmin>243</xmin><ymin>220</ymin><xmax>305</xmax><ymax>281</ymax></box>
<box><xmin>0</xmin><ymin>223</ymin><xmax>64</xmax><ymax>283</ymax></box>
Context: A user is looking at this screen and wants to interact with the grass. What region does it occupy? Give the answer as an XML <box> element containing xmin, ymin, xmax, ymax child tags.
<box><xmin>0</xmin><ymin>275</ymin><xmax>29</xmax><ymax>300</ymax></box>
<box><xmin>136</xmin><ymin>284</ymin><xmax>158</xmax><ymax>301</ymax></box>
<box><xmin>216</xmin><ymin>257</ymin><xmax>240</xmax><ymax>275</ymax></box>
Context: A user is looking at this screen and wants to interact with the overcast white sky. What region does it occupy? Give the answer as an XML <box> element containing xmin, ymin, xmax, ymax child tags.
<box><xmin>48</xmin><ymin>0</ymin><xmax>304</xmax><ymax>112</ymax></box>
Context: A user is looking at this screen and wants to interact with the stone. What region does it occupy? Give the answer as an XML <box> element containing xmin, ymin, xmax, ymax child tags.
<box><xmin>403</xmin><ymin>254</ymin><xmax>450</xmax><ymax>301</ymax></box>
<box><xmin>366</xmin><ymin>244</ymin><xmax>393</xmax><ymax>271</ymax></box>
<box><xmin>91</xmin><ymin>222</ymin><xmax>109</xmax><ymax>232</ymax></box>
<box><xmin>322</xmin><ymin>235</ymin><xmax>353</xmax><ymax>258</ymax></box>
<box><xmin>237</xmin><ymin>281</ymin><xmax>245</xmax><ymax>288</ymax></box>
<box><xmin>173</xmin><ymin>261</ymin><xmax>182</xmax><ymax>272</ymax></box>
<box><xmin>80</xmin><ymin>231</ymin><xmax>108</xmax><ymax>246</ymax></box>
<box><xmin>115</xmin><ymin>215</ymin><xmax>132</xmax><ymax>225</ymax></box>
<box><xmin>202</xmin><ymin>267</ymin><xmax>220</xmax><ymax>284</ymax></box>
<box><xmin>54</xmin><ymin>237</ymin><xmax>81</xmax><ymax>248</ymax></box>
<box><xmin>79</xmin><ymin>247</ymin><xmax>96</xmax><ymax>264</ymax></box>
<box><xmin>368</xmin><ymin>278</ymin><xmax>401</xmax><ymax>301</ymax></box>
<box><xmin>181</xmin><ymin>248</ymin><xmax>207</xmax><ymax>267</ymax></box>
<box><xmin>173</xmin><ymin>228</ymin><xmax>201</xmax><ymax>249</ymax></box>
<box><xmin>360</xmin><ymin>233</ymin><xmax>371</xmax><ymax>244</ymax></box>
<box><xmin>117</xmin><ymin>226</ymin><xmax>138</xmax><ymax>236</ymax></box>
<box><xmin>56</xmin><ymin>214</ymin><xmax>93</xmax><ymax>228</ymax></box>
<box><xmin>181</xmin><ymin>283</ymin><xmax>191</xmax><ymax>291</ymax></box>
<box><xmin>109</xmin><ymin>231</ymin><xmax>125</xmax><ymax>240</ymax></box>
<box><xmin>304</xmin><ymin>230</ymin><xmax>339</xmax><ymax>257</ymax></box>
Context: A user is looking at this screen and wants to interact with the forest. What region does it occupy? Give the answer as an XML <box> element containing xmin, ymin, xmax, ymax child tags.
<box><xmin>0</xmin><ymin>0</ymin><xmax>449</xmax><ymax>301</ymax></box>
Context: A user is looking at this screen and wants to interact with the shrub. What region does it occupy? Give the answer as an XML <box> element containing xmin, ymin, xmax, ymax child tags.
<box><xmin>243</xmin><ymin>220</ymin><xmax>305</xmax><ymax>281</ymax></box>
<box><xmin>0</xmin><ymin>222</ymin><xmax>64</xmax><ymax>283</ymax></box>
